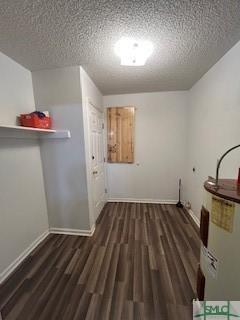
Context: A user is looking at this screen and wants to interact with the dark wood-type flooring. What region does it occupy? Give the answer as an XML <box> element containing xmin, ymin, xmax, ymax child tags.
<box><xmin>0</xmin><ymin>203</ymin><xmax>200</xmax><ymax>320</ymax></box>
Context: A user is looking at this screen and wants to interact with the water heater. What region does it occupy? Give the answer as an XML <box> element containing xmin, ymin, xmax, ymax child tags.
<box><xmin>198</xmin><ymin>179</ymin><xmax>240</xmax><ymax>300</ymax></box>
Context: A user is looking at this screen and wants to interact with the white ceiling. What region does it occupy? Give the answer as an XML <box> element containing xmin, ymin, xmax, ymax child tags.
<box><xmin>1</xmin><ymin>0</ymin><xmax>240</xmax><ymax>95</ymax></box>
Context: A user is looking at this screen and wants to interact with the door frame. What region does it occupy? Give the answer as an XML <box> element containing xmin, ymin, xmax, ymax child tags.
<box><xmin>83</xmin><ymin>97</ymin><xmax>107</xmax><ymax>226</ymax></box>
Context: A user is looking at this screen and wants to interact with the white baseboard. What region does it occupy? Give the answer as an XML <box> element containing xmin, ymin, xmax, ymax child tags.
<box><xmin>49</xmin><ymin>224</ymin><xmax>95</xmax><ymax>237</ymax></box>
<box><xmin>107</xmin><ymin>198</ymin><xmax>178</xmax><ymax>204</ymax></box>
<box><xmin>0</xmin><ymin>224</ymin><xmax>96</xmax><ymax>285</ymax></box>
<box><xmin>185</xmin><ymin>208</ymin><xmax>200</xmax><ymax>227</ymax></box>
<box><xmin>0</xmin><ymin>230</ymin><xmax>49</xmax><ymax>284</ymax></box>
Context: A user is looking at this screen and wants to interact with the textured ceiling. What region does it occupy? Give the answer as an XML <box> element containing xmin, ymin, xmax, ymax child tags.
<box><xmin>1</xmin><ymin>0</ymin><xmax>240</xmax><ymax>94</ymax></box>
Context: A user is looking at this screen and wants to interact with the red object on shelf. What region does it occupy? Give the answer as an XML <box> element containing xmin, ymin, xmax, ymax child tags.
<box><xmin>238</xmin><ymin>168</ymin><xmax>240</xmax><ymax>185</ymax></box>
<box><xmin>20</xmin><ymin>113</ymin><xmax>52</xmax><ymax>129</ymax></box>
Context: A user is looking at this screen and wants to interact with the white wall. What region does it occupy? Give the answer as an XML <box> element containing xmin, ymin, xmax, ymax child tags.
<box><xmin>104</xmin><ymin>91</ymin><xmax>188</xmax><ymax>202</ymax></box>
<box><xmin>0</xmin><ymin>52</ymin><xmax>48</xmax><ymax>279</ymax></box>
<box><xmin>32</xmin><ymin>66</ymin><xmax>82</xmax><ymax>106</ymax></box>
<box><xmin>32</xmin><ymin>66</ymin><xmax>92</xmax><ymax>231</ymax></box>
<box><xmin>80</xmin><ymin>67</ymin><xmax>104</xmax><ymax>227</ymax></box>
<box><xmin>186</xmin><ymin>41</ymin><xmax>240</xmax><ymax>219</ymax></box>
<box><xmin>80</xmin><ymin>67</ymin><xmax>103</xmax><ymax>111</ymax></box>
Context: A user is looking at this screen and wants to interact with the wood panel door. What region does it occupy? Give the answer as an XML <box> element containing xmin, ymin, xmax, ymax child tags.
<box><xmin>107</xmin><ymin>106</ymin><xmax>135</xmax><ymax>163</ymax></box>
<box><xmin>89</xmin><ymin>104</ymin><xmax>106</xmax><ymax>220</ymax></box>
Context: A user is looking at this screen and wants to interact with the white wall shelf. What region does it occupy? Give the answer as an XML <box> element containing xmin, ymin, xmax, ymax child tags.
<box><xmin>0</xmin><ymin>124</ymin><xmax>71</xmax><ymax>139</ymax></box>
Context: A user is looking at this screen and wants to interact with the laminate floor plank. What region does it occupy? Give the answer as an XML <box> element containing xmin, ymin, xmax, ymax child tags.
<box><xmin>0</xmin><ymin>203</ymin><xmax>200</xmax><ymax>320</ymax></box>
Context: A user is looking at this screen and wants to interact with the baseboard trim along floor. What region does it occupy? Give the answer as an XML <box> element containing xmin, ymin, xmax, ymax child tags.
<box><xmin>0</xmin><ymin>230</ymin><xmax>49</xmax><ymax>284</ymax></box>
<box><xmin>0</xmin><ymin>225</ymin><xmax>96</xmax><ymax>285</ymax></box>
<box><xmin>185</xmin><ymin>208</ymin><xmax>200</xmax><ymax>228</ymax></box>
<box><xmin>49</xmin><ymin>225</ymin><xmax>96</xmax><ymax>237</ymax></box>
<box><xmin>108</xmin><ymin>198</ymin><xmax>178</xmax><ymax>204</ymax></box>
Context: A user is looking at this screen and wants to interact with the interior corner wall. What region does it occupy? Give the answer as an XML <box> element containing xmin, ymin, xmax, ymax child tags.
<box><xmin>0</xmin><ymin>52</ymin><xmax>48</xmax><ymax>278</ymax></box>
<box><xmin>80</xmin><ymin>67</ymin><xmax>103</xmax><ymax>111</ymax></box>
<box><xmin>32</xmin><ymin>66</ymin><xmax>91</xmax><ymax>231</ymax></box>
<box><xmin>80</xmin><ymin>67</ymin><xmax>104</xmax><ymax>227</ymax></box>
<box><xmin>186</xmin><ymin>40</ymin><xmax>240</xmax><ymax>219</ymax></box>
<box><xmin>103</xmin><ymin>91</ymin><xmax>188</xmax><ymax>203</ymax></box>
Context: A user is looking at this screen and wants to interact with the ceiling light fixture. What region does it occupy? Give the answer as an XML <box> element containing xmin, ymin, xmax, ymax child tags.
<box><xmin>114</xmin><ymin>37</ymin><xmax>153</xmax><ymax>66</ymax></box>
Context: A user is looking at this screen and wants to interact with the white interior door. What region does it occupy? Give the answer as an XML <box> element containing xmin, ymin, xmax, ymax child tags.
<box><xmin>89</xmin><ymin>103</ymin><xmax>106</xmax><ymax>220</ymax></box>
